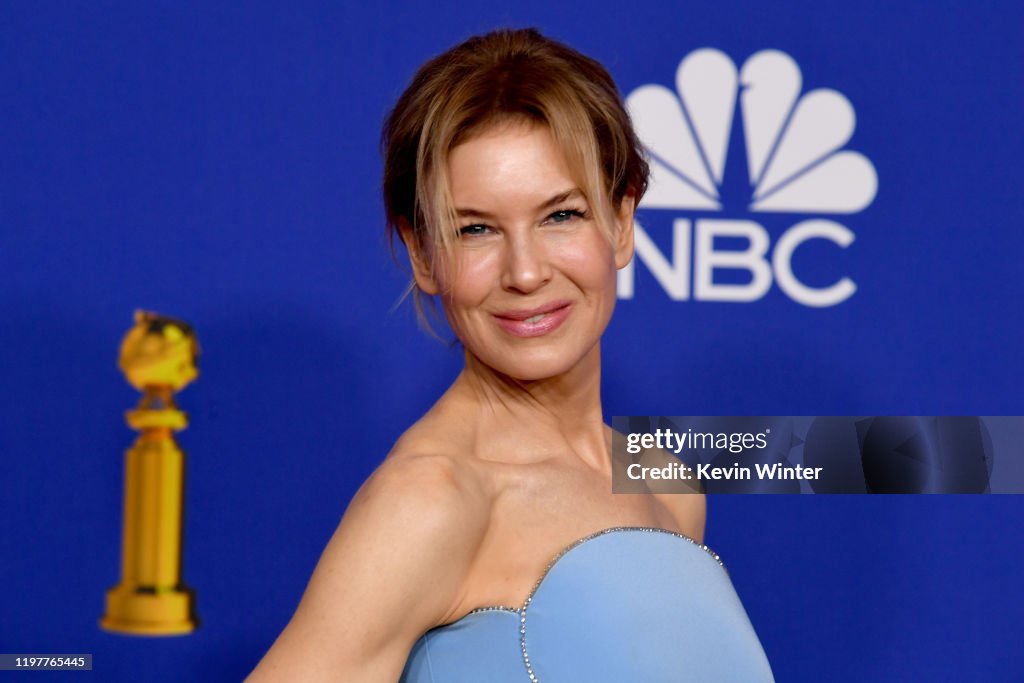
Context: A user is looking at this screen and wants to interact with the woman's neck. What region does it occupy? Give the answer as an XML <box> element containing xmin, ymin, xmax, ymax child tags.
<box><xmin>441</xmin><ymin>344</ymin><xmax>611</xmax><ymax>471</ymax></box>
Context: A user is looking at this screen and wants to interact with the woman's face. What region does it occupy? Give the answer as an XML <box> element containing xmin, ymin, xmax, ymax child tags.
<box><xmin>422</xmin><ymin>120</ymin><xmax>634</xmax><ymax>381</ymax></box>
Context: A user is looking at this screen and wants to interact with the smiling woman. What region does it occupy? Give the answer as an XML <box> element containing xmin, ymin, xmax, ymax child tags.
<box><xmin>411</xmin><ymin>121</ymin><xmax>632</xmax><ymax>382</ymax></box>
<box><xmin>246</xmin><ymin>28</ymin><xmax>773</xmax><ymax>683</ymax></box>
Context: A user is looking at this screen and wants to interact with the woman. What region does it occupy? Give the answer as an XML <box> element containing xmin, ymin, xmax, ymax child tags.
<box><xmin>248</xmin><ymin>28</ymin><xmax>773</xmax><ymax>682</ymax></box>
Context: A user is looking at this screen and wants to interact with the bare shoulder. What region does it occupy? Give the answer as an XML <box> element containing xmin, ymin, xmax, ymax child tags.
<box><xmin>655</xmin><ymin>488</ymin><xmax>707</xmax><ymax>544</ymax></box>
<box><xmin>610</xmin><ymin>426</ymin><xmax>707</xmax><ymax>544</ymax></box>
<box><xmin>360</xmin><ymin>450</ymin><xmax>492</xmax><ymax>530</ymax></box>
<box><xmin>639</xmin><ymin>448</ymin><xmax>707</xmax><ymax>543</ymax></box>
<box><xmin>246</xmin><ymin>451</ymin><xmax>490</xmax><ymax>682</ymax></box>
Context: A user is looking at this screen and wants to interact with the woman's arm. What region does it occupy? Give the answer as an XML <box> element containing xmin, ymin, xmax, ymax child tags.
<box><xmin>246</xmin><ymin>453</ymin><xmax>489</xmax><ymax>682</ymax></box>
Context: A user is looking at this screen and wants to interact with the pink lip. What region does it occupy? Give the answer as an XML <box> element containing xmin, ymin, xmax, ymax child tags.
<box><xmin>493</xmin><ymin>301</ymin><xmax>572</xmax><ymax>338</ymax></box>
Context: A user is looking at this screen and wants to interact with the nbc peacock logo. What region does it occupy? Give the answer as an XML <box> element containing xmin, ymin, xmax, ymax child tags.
<box><xmin>621</xmin><ymin>49</ymin><xmax>878</xmax><ymax>307</ymax></box>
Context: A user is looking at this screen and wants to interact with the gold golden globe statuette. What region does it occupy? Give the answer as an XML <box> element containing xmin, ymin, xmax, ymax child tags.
<box><xmin>100</xmin><ymin>310</ymin><xmax>200</xmax><ymax>635</ymax></box>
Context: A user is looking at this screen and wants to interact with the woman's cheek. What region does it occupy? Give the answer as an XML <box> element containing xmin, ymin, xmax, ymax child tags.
<box><xmin>453</xmin><ymin>252</ymin><xmax>500</xmax><ymax>297</ymax></box>
<box><xmin>553</xmin><ymin>239</ymin><xmax>615</xmax><ymax>287</ymax></box>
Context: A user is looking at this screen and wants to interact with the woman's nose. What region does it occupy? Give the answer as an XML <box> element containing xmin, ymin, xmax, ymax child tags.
<box><xmin>500</xmin><ymin>230</ymin><xmax>552</xmax><ymax>294</ymax></box>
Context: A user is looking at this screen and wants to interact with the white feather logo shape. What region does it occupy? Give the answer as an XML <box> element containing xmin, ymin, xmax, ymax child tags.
<box><xmin>626</xmin><ymin>49</ymin><xmax>877</xmax><ymax>213</ymax></box>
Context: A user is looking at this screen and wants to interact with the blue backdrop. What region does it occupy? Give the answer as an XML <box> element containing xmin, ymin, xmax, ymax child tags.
<box><xmin>1</xmin><ymin>2</ymin><xmax>1022</xmax><ymax>681</ymax></box>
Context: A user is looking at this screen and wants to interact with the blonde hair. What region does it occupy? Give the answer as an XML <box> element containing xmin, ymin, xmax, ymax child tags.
<box><xmin>381</xmin><ymin>28</ymin><xmax>649</xmax><ymax>329</ymax></box>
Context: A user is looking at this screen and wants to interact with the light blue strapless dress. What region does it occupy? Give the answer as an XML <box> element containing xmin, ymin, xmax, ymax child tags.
<box><xmin>399</xmin><ymin>527</ymin><xmax>774</xmax><ymax>682</ymax></box>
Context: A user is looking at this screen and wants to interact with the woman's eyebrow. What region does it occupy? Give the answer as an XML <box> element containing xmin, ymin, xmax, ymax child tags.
<box><xmin>536</xmin><ymin>188</ymin><xmax>582</xmax><ymax>211</ymax></box>
<box><xmin>455</xmin><ymin>188</ymin><xmax>582</xmax><ymax>219</ymax></box>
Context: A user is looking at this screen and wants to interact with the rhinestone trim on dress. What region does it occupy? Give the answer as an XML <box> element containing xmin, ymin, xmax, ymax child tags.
<box><xmin>504</xmin><ymin>526</ymin><xmax>726</xmax><ymax>682</ymax></box>
<box><xmin>465</xmin><ymin>605</ymin><xmax>520</xmax><ymax>616</ymax></box>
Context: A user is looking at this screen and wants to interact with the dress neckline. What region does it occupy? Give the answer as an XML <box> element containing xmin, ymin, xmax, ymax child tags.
<box><xmin>442</xmin><ymin>525</ymin><xmax>726</xmax><ymax>624</ymax></box>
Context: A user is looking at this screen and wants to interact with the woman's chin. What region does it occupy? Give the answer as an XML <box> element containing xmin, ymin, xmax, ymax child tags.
<box><xmin>474</xmin><ymin>348</ymin><xmax>591</xmax><ymax>383</ymax></box>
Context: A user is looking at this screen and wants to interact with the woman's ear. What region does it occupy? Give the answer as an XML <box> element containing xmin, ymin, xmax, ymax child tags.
<box><xmin>398</xmin><ymin>218</ymin><xmax>441</xmax><ymax>296</ymax></box>
<box><xmin>613</xmin><ymin>189</ymin><xmax>636</xmax><ymax>270</ymax></box>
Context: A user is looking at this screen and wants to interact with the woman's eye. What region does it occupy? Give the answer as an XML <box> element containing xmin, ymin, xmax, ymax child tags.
<box><xmin>459</xmin><ymin>224</ymin><xmax>492</xmax><ymax>237</ymax></box>
<box><xmin>548</xmin><ymin>208</ymin><xmax>586</xmax><ymax>224</ymax></box>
